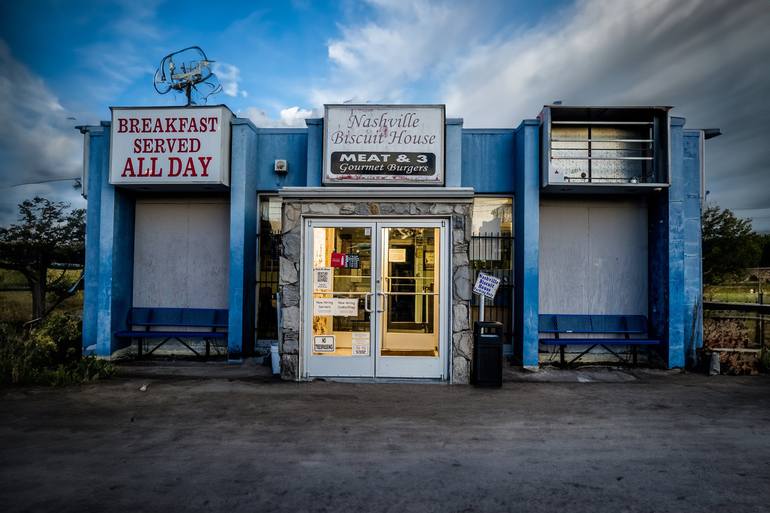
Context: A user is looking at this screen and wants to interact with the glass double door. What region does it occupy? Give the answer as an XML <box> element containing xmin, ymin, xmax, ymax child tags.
<box><xmin>304</xmin><ymin>219</ymin><xmax>447</xmax><ymax>379</ymax></box>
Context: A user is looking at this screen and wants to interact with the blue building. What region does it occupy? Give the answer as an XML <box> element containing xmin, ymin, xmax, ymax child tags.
<box><xmin>79</xmin><ymin>103</ymin><xmax>712</xmax><ymax>383</ymax></box>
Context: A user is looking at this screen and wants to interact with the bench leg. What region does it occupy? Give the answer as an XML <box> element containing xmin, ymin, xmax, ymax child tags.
<box><xmin>137</xmin><ymin>338</ymin><xmax>143</xmax><ymax>359</ymax></box>
<box><xmin>172</xmin><ymin>337</ymin><xmax>201</xmax><ymax>357</ymax></box>
<box><xmin>560</xmin><ymin>345</ymin><xmax>565</xmax><ymax>367</ymax></box>
<box><xmin>568</xmin><ymin>344</ymin><xmax>599</xmax><ymax>366</ymax></box>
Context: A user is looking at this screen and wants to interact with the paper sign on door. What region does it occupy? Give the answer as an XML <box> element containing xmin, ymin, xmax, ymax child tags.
<box><xmin>314</xmin><ymin>335</ymin><xmax>335</xmax><ymax>353</ymax></box>
<box><xmin>313</xmin><ymin>297</ymin><xmax>359</xmax><ymax>317</ymax></box>
<box><xmin>314</xmin><ymin>298</ymin><xmax>335</xmax><ymax>316</ymax></box>
<box><xmin>314</xmin><ymin>267</ymin><xmax>333</xmax><ymax>291</ymax></box>
<box><xmin>334</xmin><ymin>298</ymin><xmax>358</xmax><ymax>317</ymax></box>
<box><xmin>351</xmin><ymin>332</ymin><xmax>370</xmax><ymax>356</ymax></box>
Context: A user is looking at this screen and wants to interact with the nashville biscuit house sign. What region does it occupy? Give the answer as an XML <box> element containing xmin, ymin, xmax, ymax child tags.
<box><xmin>109</xmin><ymin>105</ymin><xmax>233</xmax><ymax>187</ymax></box>
<box><xmin>323</xmin><ymin>104</ymin><xmax>445</xmax><ymax>185</ymax></box>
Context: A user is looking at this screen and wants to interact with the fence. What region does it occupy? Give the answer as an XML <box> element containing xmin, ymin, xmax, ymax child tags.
<box><xmin>255</xmin><ymin>230</ymin><xmax>281</xmax><ymax>341</ymax></box>
<box><xmin>703</xmin><ymin>301</ymin><xmax>769</xmax><ymax>350</ymax></box>
<box><xmin>469</xmin><ymin>233</ymin><xmax>515</xmax><ymax>346</ymax></box>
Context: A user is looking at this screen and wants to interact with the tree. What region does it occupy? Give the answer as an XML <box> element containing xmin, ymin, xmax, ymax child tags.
<box><xmin>759</xmin><ymin>233</ymin><xmax>770</xmax><ymax>268</ymax></box>
<box><xmin>702</xmin><ymin>204</ymin><xmax>761</xmax><ymax>284</ymax></box>
<box><xmin>0</xmin><ymin>197</ymin><xmax>85</xmax><ymax>321</ymax></box>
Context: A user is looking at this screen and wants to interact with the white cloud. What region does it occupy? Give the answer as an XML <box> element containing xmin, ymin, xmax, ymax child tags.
<box><xmin>0</xmin><ymin>41</ymin><xmax>85</xmax><ymax>223</ymax></box>
<box><xmin>315</xmin><ymin>0</ymin><xmax>770</xmax><ymax>231</ymax></box>
<box><xmin>242</xmin><ymin>105</ymin><xmax>316</xmax><ymax>128</ymax></box>
<box><xmin>310</xmin><ymin>0</ymin><xmax>487</xmax><ymax>105</ymax></box>
<box><xmin>214</xmin><ymin>62</ymin><xmax>242</xmax><ymax>97</ymax></box>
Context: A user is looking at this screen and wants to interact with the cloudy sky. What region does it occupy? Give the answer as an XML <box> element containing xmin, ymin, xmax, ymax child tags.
<box><xmin>1</xmin><ymin>0</ymin><xmax>769</xmax><ymax>230</ymax></box>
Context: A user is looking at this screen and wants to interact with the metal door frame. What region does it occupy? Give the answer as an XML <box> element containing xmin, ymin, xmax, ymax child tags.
<box><xmin>302</xmin><ymin>217</ymin><xmax>449</xmax><ymax>380</ymax></box>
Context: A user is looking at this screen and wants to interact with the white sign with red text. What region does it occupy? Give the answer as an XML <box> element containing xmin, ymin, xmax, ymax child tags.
<box><xmin>109</xmin><ymin>106</ymin><xmax>232</xmax><ymax>186</ymax></box>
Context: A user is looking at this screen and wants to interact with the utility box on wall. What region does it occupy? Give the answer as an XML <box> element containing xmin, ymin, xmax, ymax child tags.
<box><xmin>539</xmin><ymin>105</ymin><xmax>671</xmax><ymax>193</ymax></box>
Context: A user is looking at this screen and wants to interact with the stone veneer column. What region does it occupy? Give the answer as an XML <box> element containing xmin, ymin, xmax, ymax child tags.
<box><xmin>279</xmin><ymin>199</ymin><xmax>472</xmax><ymax>383</ymax></box>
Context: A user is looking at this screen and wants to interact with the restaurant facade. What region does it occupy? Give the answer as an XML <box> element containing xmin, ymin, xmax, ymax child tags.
<box><xmin>79</xmin><ymin>103</ymin><xmax>710</xmax><ymax>383</ymax></box>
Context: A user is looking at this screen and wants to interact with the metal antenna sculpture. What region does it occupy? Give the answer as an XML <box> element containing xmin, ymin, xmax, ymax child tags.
<box><xmin>153</xmin><ymin>46</ymin><xmax>222</xmax><ymax>105</ymax></box>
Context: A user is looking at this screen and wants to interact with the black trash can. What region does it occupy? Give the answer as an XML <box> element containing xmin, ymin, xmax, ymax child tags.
<box><xmin>472</xmin><ymin>321</ymin><xmax>504</xmax><ymax>387</ymax></box>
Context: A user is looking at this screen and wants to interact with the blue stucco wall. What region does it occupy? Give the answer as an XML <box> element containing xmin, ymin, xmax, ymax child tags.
<box><xmin>667</xmin><ymin>118</ymin><xmax>687</xmax><ymax>368</ymax></box>
<box><xmin>462</xmin><ymin>129</ymin><xmax>515</xmax><ymax>194</ymax></box>
<box><xmin>82</xmin><ymin>122</ymin><xmax>134</xmax><ymax>357</ymax></box>
<box><xmin>682</xmin><ymin>130</ymin><xmax>704</xmax><ymax>365</ymax></box>
<box><xmin>228</xmin><ymin>119</ymin><xmax>259</xmax><ymax>359</ymax></box>
<box><xmin>81</xmin><ymin>126</ymin><xmax>105</xmax><ymax>354</ymax></box>
<box><xmin>256</xmin><ymin>128</ymin><xmax>308</xmax><ymax>190</ymax></box>
<box><xmin>305</xmin><ymin>118</ymin><xmax>323</xmax><ymax>187</ymax></box>
<box><xmin>513</xmin><ymin>120</ymin><xmax>540</xmax><ymax>367</ymax></box>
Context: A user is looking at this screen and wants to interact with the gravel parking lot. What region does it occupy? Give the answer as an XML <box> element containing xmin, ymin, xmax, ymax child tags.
<box><xmin>1</xmin><ymin>363</ymin><xmax>769</xmax><ymax>513</ymax></box>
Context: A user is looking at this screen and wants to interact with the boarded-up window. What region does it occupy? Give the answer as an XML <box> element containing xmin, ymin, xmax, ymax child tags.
<box><xmin>133</xmin><ymin>198</ymin><xmax>229</xmax><ymax>308</ymax></box>
<box><xmin>539</xmin><ymin>198</ymin><xmax>647</xmax><ymax>315</ymax></box>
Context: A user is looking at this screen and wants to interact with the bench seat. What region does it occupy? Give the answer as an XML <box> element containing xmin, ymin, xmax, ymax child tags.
<box><xmin>115</xmin><ymin>307</ymin><xmax>229</xmax><ymax>358</ymax></box>
<box><xmin>539</xmin><ymin>314</ymin><xmax>660</xmax><ymax>366</ymax></box>
<box><xmin>115</xmin><ymin>330</ymin><xmax>227</xmax><ymax>339</ymax></box>
<box><xmin>539</xmin><ymin>338</ymin><xmax>660</xmax><ymax>346</ymax></box>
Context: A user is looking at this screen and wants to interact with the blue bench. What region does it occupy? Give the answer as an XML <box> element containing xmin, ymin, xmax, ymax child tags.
<box><xmin>115</xmin><ymin>307</ymin><xmax>228</xmax><ymax>358</ymax></box>
<box><xmin>539</xmin><ymin>314</ymin><xmax>660</xmax><ymax>366</ymax></box>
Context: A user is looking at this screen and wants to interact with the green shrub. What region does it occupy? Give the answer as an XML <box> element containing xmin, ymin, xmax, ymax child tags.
<box><xmin>0</xmin><ymin>324</ymin><xmax>51</xmax><ymax>385</ymax></box>
<box><xmin>46</xmin><ymin>357</ymin><xmax>116</xmax><ymax>386</ymax></box>
<box><xmin>29</xmin><ymin>311</ymin><xmax>82</xmax><ymax>364</ymax></box>
<box><xmin>0</xmin><ymin>315</ymin><xmax>114</xmax><ymax>386</ymax></box>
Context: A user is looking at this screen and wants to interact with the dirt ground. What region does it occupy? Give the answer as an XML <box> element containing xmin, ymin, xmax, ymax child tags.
<box><xmin>1</xmin><ymin>362</ymin><xmax>769</xmax><ymax>513</ymax></box>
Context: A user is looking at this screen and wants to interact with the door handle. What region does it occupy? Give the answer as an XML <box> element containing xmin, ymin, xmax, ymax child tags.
<box><xmin>364</xmin><ymin>292</ymin><xmax>373</xmax><ymax>313</ymax></box>
<box><xmin>376</xmin><ymin>291</ymin><xmax>386</xmax><ymax>313</ymax></box>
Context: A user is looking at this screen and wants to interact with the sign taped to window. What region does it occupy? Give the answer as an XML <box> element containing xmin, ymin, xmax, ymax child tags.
<box><xmin>313</xmin><ymin>335</ymin><xmax>335</xmax><ymax>353</ymax></box>
<box><xmin>351</xmin><ymin>332</ymin><xmax>370</xmax><ymax>356</ymax></box>
<box><xmin>313</xmin><ymin>297</ymin><xmax>359</xmax><ymax>317</ymax></box>
<box><xmin>389</xmin><ymin>248</ymin><xmax>406</xmax><ymax>263</ymax></box>
<box><xmin>313</xmin><ymin>298</ymin><xmax>335</xmax><ymax>316</ymax></box>
<box><xmin>314</xmin><ymin>267</ymin><xmax>333</xmax><ymax>291</ymax></box>
<box><xmin>333</xmin><ymin>298</ymin><xmax>359</xmax><ymax>317</ymax></box>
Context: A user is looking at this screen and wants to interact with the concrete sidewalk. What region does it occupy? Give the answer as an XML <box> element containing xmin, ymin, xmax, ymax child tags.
<box><xmin>1</xmin><ymin>364</ymin><xmax>769</xmax><ymax>513</ymax></box>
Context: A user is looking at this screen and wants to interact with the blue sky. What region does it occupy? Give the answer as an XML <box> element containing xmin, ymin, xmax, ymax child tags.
<box><xmin>1</xmin><ymin>0</ymin><xmax>769</xmax><ymax>230</ymax></box>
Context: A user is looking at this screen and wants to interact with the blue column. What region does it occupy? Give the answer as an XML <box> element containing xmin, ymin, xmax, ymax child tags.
<box><xmin>514</xmin><ymin>120</ymin><xmax>540</xmax><ymax>368</ymax></box>
<box><xmin>682</xmin><ymin>130</ymin><xmax>704</xmax><ymax>365</ymax></box>
<box><xmin>667</xmin><ymin>118</ymin><xmax>686</xmax><ymax>368</ymax></box>
<box><xmin>305</xmin><ymin>118</ymin><xmax>323</xmax><ymax>187</ymax></box>
<box><xmin>81</xmin><ymin>125</ymin><xmax>105</xmax><ymax>355</ymax></box>
<box><xmin>91</xmin><ymin>122</ymin><xmax>135</xmax><ymax>357</ymax></box>
<box><xmin>227</xmin><ymin>118</ymin><xmax>258</xmax><ymax>360</ymax></box>
<box><xmin>445</xmin><ymin>118</ymin><xmax>463</xmax><ymax>187</ymax></box>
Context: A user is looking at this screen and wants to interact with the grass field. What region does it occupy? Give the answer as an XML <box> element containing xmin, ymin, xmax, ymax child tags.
<box><xmin>704</xmin><ymin>283</ymin><xmax>766</xmax><ymax>304</ymax></box>
<box><xmin>0</xmin><ymin>269</ymin><xmax>84</xmax><ymax>323</ymax></box>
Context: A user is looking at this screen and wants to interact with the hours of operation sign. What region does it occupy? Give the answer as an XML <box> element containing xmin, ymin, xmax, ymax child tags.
<box><xmin>323</xmin><ymin>104</ymin><xmax>445</xmax><ymax>185</ymax></box>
